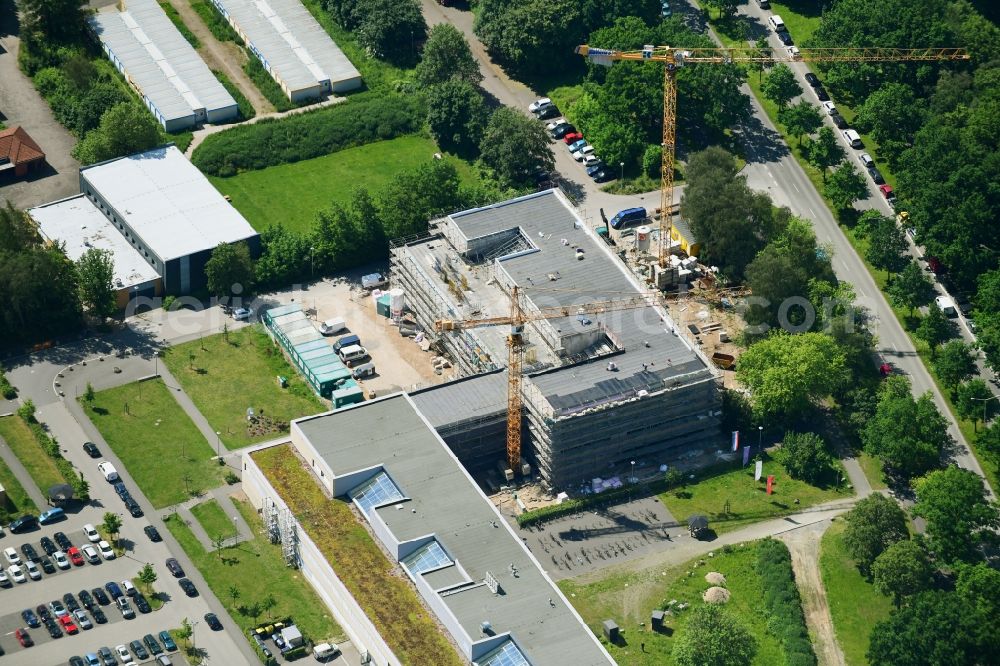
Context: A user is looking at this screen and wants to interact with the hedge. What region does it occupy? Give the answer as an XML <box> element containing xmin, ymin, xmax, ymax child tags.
<box><xmin>0</xmin><ymin>366</ymin><xmax>15</xmax><ymax>399</ymax></box>
<box><xmin>516</xmin><ymin>476</ymin><xmax>674</xmax><ymax>528</ymax></box>
<box><xmin>212</xmin><ymin>69</ymin><xmax>255</xmax><ymax>120</ymax></box>
<box><xmin>755</xmin><ymin>538</ymin><xmax>817</xmax><ymax>666</ymax></box>
<box><xmin>243</xmin><ymin>57</ymin><xmax>294</xmax><ymax>112</ymax></box>
<box><xmin>192</xmin><ymin>93</ymin><xmax>426</xmax><ymax>176</ymax></box>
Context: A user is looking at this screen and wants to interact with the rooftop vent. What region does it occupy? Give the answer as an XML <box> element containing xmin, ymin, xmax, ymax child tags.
<box><xmin>481</xmin><ymin>620</ymin><xmax>493</xmax><ymax>635</ymax></box>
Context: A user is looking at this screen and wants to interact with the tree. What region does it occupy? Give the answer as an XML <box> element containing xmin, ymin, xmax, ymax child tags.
<box><xmin>955</xmin><ymin>562</ymin><xmax>1000</xmax><ymax>634</ymax></box>
<box><xmin>228</xmin><ymin>585</ymin><xmax>241</xmax><ymax>607</ymax></box>
<box><xmin>736</xmin><ymin>332</ymin><xmax>849</xmax><ymax>423</ymax></box>
<box><xmin>842</xmin><ymin>493</ymin><xmax>908</xmax><ymax>576</ymax></box>
<box><xmin>824</xmin><ymin>162</ymin><xmax>868</xmax><ymax>213</ymax></box>
<box><xmin>102</xmin><ymin>512</ymin><xmax>123</xmax><ymax>545</ymax></box>
<box><xmin>854</xmin><ymin>83</ymin><xmax>924</xmax><ymax>162</ymax></box>
<box><xmin>244</xmin><ymin>600</ymin><xmax>263</xmax><ymax>624</ymax></box>
<box><xmin>478</xmin><ymin>107</ymin><xmax>555</xmax><ymax>188</ymax></box>
<box><xmin>974</xmin><ymin>269</ymin><xmax>1000</xmax><ymax>319</ymax></box>
<box><xmin>933</xmin><ymin>340</ymin><xmax>976</xmax><ymax>393</ymax></box>
<box><xmin>76</xmin><ymin>248</ymin><xmax>116</xmax><ymax>319</ymax></box>
<box><xmin>862</xmin><ymin>376</ymin><xmax>950</xmax><ymax>479</ymax></box>
<box><xmin>138</xmin><ymin>562</ymin><xmax>158</xmax><ymax>592</ymax></box>
<box><xmin>642</xmin><ymin>144</ymin><xmax>662</xmax><ymax>178</ymax></box>
<box><xmin>177</xmin><ymin>618</ymin><xmax>193</xmax><ymax>642</ymax></box>
<box><xmin>426</xmin><ymin>80</ymin><xmax>489</xmax><ymax>154</ymax></box>
<box><xmin>415</xmin><ymin>23</ymin><xmax>482</xmax><ymax>86</ymax></box>
<box><xmin>664</xmin><ymin>467</ymin><xmax>684</xmax><ymax>493</ymax></box>
<box><xmin>253</xmin><ymin>225</ymin><xmax>310</xmax><ymax>290</ymax></box>
<box><xmin>865</xmin><ymin>216</ymin><xmax>909</xmax><ymax>279</ymax></box>
<box><xmin>474</xmin><ymin>0</ymin><xmax>585</xmax><ymax>75</ymax></box>
<box><xmin>778</xmin><ymin>100</ymin><xmax>823</xmax><ymax>145</ymax></box>
<box><xmin>955</xmin><ymin>379</ymin><xmax>992</xmax><ymax>429</ymax></box>
<box><xmin>913</xmin><ymin>465</ymin><xmax>999</xmax><ymax>563</ymax></box>
<box><xmin>760</xmin><ymin>64</ymin><xmax>802</xmax><ymax>109</ymax></box>
<box><xmin>377</xmin><ymin>160</ymin><xmax>463</xmax><ymax>239</ymax></box>
<box><xmin>915</xmin><ymin>303</ymin><xmax>954</xmax><ymax>357</ymax></box>
<box><xmin>702</xmin><ymin>0</ymin><xmax>743</xmax><ymax>20</ymax></box>
<box><xmin>887</xmin><ymin>261</ymin><xmax>935</xmax><ymax>316</ymax></box>
<box><xmin>978</xmin><ymin>423</ymin><xmax>1000</xmax><ymax>472</ymax></box>
<box><xmin>807</xmin><ymin>127</ymin><xmax>844</xmax><ymax>179</ymax></box>
<box><xmin>353</xmin><ymin>0</ymin><xmax>426</xmax><ymax>65</ymax></box>
<box><xmin>672</xmin><ymin>604</ymin><xmax>757</xmax><ymax>666</ymax></box>
<box><xmin>871</xmin><ymin>540</ymin><xmax>934</xmax><ymax>607</ymax></box>
<box><xmin>72</xmin><ymin>103</ymin><xmax>161</xmax><ymax>165</ymax></box>
<box><xmin>262</xmin><ymin>593</ymin><xmax>277</xmax><ymax>620</ymax></box>
<box><xmin>0</xmin><ymin>201</ymin><xmax>42</xmax><ymax>252</ymax></box>
<box><xmin>867</xmin><ymin>591</ymin><xmax>986</xmax><ymax>666</ymax></box>
<box><xmin>571</xmin><ymin>91</ymin><xmax>645</xmax><ymax>169</ymax></box>
<box><xmin>774</xmin><ymin>432</ymin><xmax>834</xmax><ymax>485</ymax></box>
<box><xmin>18</xmin><ymin>0</ymin><xmax>85</xmax><ymax>41</ymax></box>
<box><xmin>84</xmin><ymin>382</ymin><xmax>95</xmax><ymax>402</ymax></box>
<box><xmin>205</xmin><ymin>241</ymin><xmax>255</xmax><ymax>298</ymax></box>
<box><xmin>749</xmin><ymin>36</ymin><xmax>770</xmax><ymax>83</ymax></box>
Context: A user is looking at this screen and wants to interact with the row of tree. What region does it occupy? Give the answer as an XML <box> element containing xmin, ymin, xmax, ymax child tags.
<box><xmin>323</xmin><ymin>0</ymin><xmax>427</xmax><ymax>66</ymax></box>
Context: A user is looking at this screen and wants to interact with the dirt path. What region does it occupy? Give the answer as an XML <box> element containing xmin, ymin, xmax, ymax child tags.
<box><xmin>163</xmin><ymin>0</ymin><xmax>274</xmax><ymax>115</ymax></box>
<box><xmin>780</xmin><ymin>523</ymin><xmax>847</xmax><ymax>666</ymax></box>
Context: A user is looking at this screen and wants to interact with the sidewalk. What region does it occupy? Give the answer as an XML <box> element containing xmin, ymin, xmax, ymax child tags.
<box><xmin>157</xmin><ymin>364</ymin><xmax>226</xmax><ymax>456</ymax></box>
<box><xmin>166</xmin><ymin>484</ymin><xmax>255</xmax><ymax>552</ymax></box>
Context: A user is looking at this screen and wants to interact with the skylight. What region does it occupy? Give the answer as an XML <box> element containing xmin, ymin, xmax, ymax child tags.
<box><xmin>350</xmin><ymin>471</ymin><xmax>404</xmax><ymax>515</ymax></box>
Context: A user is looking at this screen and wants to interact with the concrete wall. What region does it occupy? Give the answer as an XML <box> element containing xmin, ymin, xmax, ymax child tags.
<box><xmin>241</xmin><ymin>449</ymin><xmax>401</xmax><ymax>666</ymax></box>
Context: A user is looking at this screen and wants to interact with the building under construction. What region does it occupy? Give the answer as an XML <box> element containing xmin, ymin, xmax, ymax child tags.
<box><xmin>392</xmin><ymin>189</ymin><xmax>721</xmax><ymax>489</ymax></box>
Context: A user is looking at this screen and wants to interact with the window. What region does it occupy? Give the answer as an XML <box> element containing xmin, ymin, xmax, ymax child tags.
<box><xmin>350</xmin><ymin>471</ymin><xmax>404</xmax><ymax>515</ymax></box>
<box><xmin>402</xmin><ymin>541</ymin><xmax>451</xmax><ymax>575</ymax></box>
<box><xmin>477</xmin><ymin>640</ymin><xmax>530</xmax><ymax>666</ymax></box>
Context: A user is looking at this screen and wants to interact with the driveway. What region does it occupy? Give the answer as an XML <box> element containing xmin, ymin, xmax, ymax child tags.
<box><xmin>0</xmin><ymin>2</ymin><xmax>80</xmax><ymax>209</ymax></box>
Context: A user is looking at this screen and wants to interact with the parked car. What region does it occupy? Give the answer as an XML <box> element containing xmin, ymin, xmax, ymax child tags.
<box><xmin>113</xmin><ymin>481</ymin><xmax>129</xmax><ymax>498</ymax></box>
<box><xmin>0</xmin><ymin>568</ymin><xmax>9</xmax><ymax>587</ymax></box>
<box><xmin>204</xmin><ymin>613</ymin><xmax>223</xmax><ymax>631</ymax></box>
<box><xmin>53</xmin><ymin>550</ymin><xmax>70</xmax><ymax>569</ymax></box>
<box><xmin>232</xmin><ymin>307</ymin><xmax>253</xmax><ymax>321</ymax></box>
<box><xmin>815</xmin><ymin>86</ymin><xmax>830</xmax><ymax>101</ymax></box>
<box><xmin>67</xmin><ymin>546</ymin><xmax>85</xmax><ymax>566</ymax></box>
<box><xmin>878</xmin><ymin>183</ymin><xmax>895</xmax><ymax>200</ymax></box>
<box><xmin>91</xmin><ymin>606</ymin><xmax>108</xmax><ymax>624</ymax></box>
<box><xmin>44</xmin><ymin>618</ymin><xmax>62</xmax><ymax>638</ymax></box>
<box><xmin>776</xmin><ymin>31</ymin><xmax>793</xmax><ymax>46</ymax></box>
<box><xmin>178</xmin><ymin>578</ymin><xmax>198</xmax><ymax>597</ymax></box>
<box><xmin>35</xmin><ymin>605</ymin><xmax>51</xmax><ymax>622</ymax></box>
<box><xmin>130</xmin><ymin>640</ymin><xmax>150</xmax><ymax>660</ymax></box>
<box><xmin>562</xmin><ymin>132</ymin><xmax>584</xmax><ymax>145</ymax></box>
<box><xmin>567</xmin><ymin>139</ymin><xmax>587</xmax><ymax>153</ymax></box>
<box><xmin>98</xmin><ymin>541</ymin><xmax>115</xmax><ymax>560</ymax></box>
<box><xmin>157</xmin><ymin>656</ymin><xmax>174</xmax><ymax>666</ymax></box>
<box><xmin>5</xmin><ymin>546</ymin><xmax>22</xmax><ymax>565</ymax></box>
<box><xmin>40</xmin><ymin>536</ymin><xmax>57</xmax><ymax>556</ymax></box>
<box><xmin>91</xmin><ymin>587</ymin><xmax>111</xmax><ymax>605</ymax></box>
<box><xmin>858</xmin><ymin>152</ymin><xmax>875</xmax><ymax>168</ymax></box>
<box><xmin>21</xmin><ymin>608</ymin><xmax>40</xmax><ymax>628</ymax></box>
<box><xmin>144</xmin><ymin>634</ymin><xmax>164</xmax><ymax>655</ymax></box>
<box><xmin>75</xmin><ymin>609</ymin><xmax>93</xmax><ymax>630</ymax></box>
<box><xmin>536</xmin><ymin>104</ymin><xmax>560</xmax><ymax>120</ymax></box>
<box><xmin>585</xmin><ymin>162</ymin><xmax>606</xmax><ymax>177</ymax></box>
<box><xmin>20</xmin><ymin>543</ymin><xmax>38</xmax><ymax>561</ymax></box>
<box><xmin>551</xmin><ymin>124</ymin><xmax>577</xmax><ymax>139</ymax></box>
<box><xmin>134</xmin><ymin>592</ymin><xmax>151</xmax><ymax>614</ymax></box>
<box><xmin>82</xmin><ymin>524</ymin><xmax>100</xmax><ymax>543</ymax></box>
<box><xmin>8</xmin><ymin>515</ymin><xmax>38</xmax><ymax>534</ymax></box>
<box><xmin>591</xmin><ymin>169</ymin><xmax>612</xmax><ymax>183</ymax></box>
<box><xmin>85</xmin><ymin>655</ymin><xmax>100</xmax><ymax>666</ymax></box>
<box><xmin>804</xmin><ymin>72</ymin><xmax>821</xmax><ymax>87</ymax></box>
<box><xmin>121</xmin><ymin>579</ymin><xmax>137</xmax><ymax>597</ymax></box>
<box><xmin>83</xmin><ymin>441</ymin><xmax>100</xmax><ymax>458</ymax></box>
<box><xmin>144</xmin><ymin>526</ymin><xmax>162</xmax><ymax>542</ymax></box>
<box><xmin>786</xmin><ymin>45</ymin><xmax>801</xmax><ymax>59</ymax></box>
<box><xmin>81</xmin><ymin>544</ymin><xmax>100</xmax><ymax>564</ymax></box>
<box><xmin>24</xmin><ymin>560</ymin><xmax>41</xmax><ymax>580</ymax></box>
<box><xmin>54</xmin><ymin>531</ymin><xmax>72</xmax><ymax>551</ymax></box>
<box><xmin>572</xmin><ymin>145</ymin><xmax>596</xmax><ymax>162</ymax></box>
<box><xmin>38</xmin><ymin>556</ymin><xmax>55</xmax><ymax>574</ymax></box>
<box><xmin>116</xmin><ymin>597</ymin><xmax>135</xmax><ymax>619</ymax></box>
<box><xmin>49</xmin><ymin>599</ymin><xmax>68</xmax><ymax>617</ymax></box>
<box><xmin>842</xmin><ymin>129</ymin><xmax>863</xmax><ymax>149</ymax></box>
<box><xmin>8</xmin><ymin>564</ymin><xmax>26</xmax><ymax>583</ymax></box>
<box><xmin>159</xmin><ymin>631</ymin><xmax>178</xmax><ymax>652</ymax></box>
<box><xmin>528</xmin><ymin>98</ymin><xmax>551</xmax><ymax>113</ymax></box>
<box><xmin>15</xmin><ymin>628</ymin><xmax>33</xmax><ymax>647</ymax></box>
<box><xmin>98</xmin><ymin>646</ymin><xmax>116</xmax><ymax>666</ymax></box>
<box><xmin>867</xmin><ymin>165</ymin><xmax>885</xmax><ymax>184</ymax></box>
<box><xmin>97</xmin><ymin>461</ymin><xmax>119</xmax><ymax>482</ymax></box>
<box><xmin>821</xmin><ymin>101</ymin><xmax>836</xmax><ymax>115</ymax></box>
<box><xmin>105</xmin><ymin>581</ymin><xmax>124</xmax><ymax>599</ymax></box>
<box><xmin>125</xmin><ymin>498</ymin><xmax>143</xmax><ymax>517</ymax></box>
<box><xmin>545</xmin><ymin>117</ymin><xmax>567</xmax><ymax>131</ymax></box>
<box><xmin>116</xmin><ymin>644</ymin><xmax>134</xmax><ymax>664</ymax></box>
<box><xmin>59</xmin><ymin>614</ymin><xmax>79</xmax><ymax>634</ymax></box>
<box><xmin>63</xmin><ymin>593</ymin><xmax>81</xmax><ymax>612</ymax></box>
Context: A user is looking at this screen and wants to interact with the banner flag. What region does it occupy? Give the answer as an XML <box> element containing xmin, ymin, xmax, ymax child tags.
<box><xmin>766</xmin><ymin>475</ymin><xmax>775</xmax><ymax>495</ymax></box>
<box><xmin>743</xmin><ymin>446</ymin><xmax>750</xmax><ymax>467</ymax></box>
<box><xmin>754</xmin><ymin>460</ymin><xmax>763</xmax><ymax>481</ymax></box>
<box><xmin>731</xmin><ymin>430</ymin><xmax>739</xmax><ymax>452</ymax></box>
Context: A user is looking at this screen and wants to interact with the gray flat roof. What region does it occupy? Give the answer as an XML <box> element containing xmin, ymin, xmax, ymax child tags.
<box><xmin>449</xmin><ymin>190</ymin><xmax>711</xmax><ymax>416</ymax></box>
<box><xmin>29</xmin><ymin>195</ymin><xmax>160</xmax><ymax>289</ymax></box>
<box><xmin>213</xmin><ymin>0</ymin><xmax>361</xmax><ymax>93</ymax></box>
<box><xmin>80</xmin><ymin>145</ymin><xmax>258</xmax><ymax>261</ymax></box>
<box><xmin>410</xmin><ymin>370</ymin><xmax>507</xmax><ymax>429</ymax></box>
<box><xmin>295</xmin><ymin>395</ymin><xmax>613</xmax><ymax>666</ymax></box>
<box><xmin>90</xmin><ymin>0</ymin><xmax>237</xmax><ymax>123</ymax></box>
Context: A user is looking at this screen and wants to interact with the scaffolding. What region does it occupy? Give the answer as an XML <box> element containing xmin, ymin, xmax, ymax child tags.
<box><xmin>264</xmin><ymin>497</ymin><xmax>280</xmax><ymax>544</ymax></box>
<box><xmin>279</xmin><ymin>507</ymin><xmax>299</xmax><ymax>568</ymax></box>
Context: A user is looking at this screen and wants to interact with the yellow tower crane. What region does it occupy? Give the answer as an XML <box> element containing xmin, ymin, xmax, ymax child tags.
<box><xmin>574</xmin><ymin>45</ymin><xmax>970</xmax><ymax>269</ymax></box>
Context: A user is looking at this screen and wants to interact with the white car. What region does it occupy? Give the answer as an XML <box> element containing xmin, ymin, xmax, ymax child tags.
<box><xmin>528</xmin><ymin>97</ymin><xmax>551</xmax><ymax>113</ymax></box>
<box><xmin>74</xmin><ymin>609</ymin><xmax>93</xmax><ymax>630</ymax></box>
<box><xmin>572</xmin><ymin>145</ymin><xmax>596</xmax><ymax>162</ymax></box>
<box><xmin>0</xmin><ymin>568</ymin><xmax>9</xmax><ymax>587</ymax></box>
<box><xmin>98</xmin><ymin>540</ymin><xmax>115</xmax><ymax>560</ymax></box>
<box><xmin>858</xmin><ymin>152</ymin><xmax>875</xmax><ymax>168</ymax></box>
<box><xmin>116</xmin><ymin>644</ymin><xmax>135</xmax><ymax>664</ymax></box>
<box><xmin>8</xmin><ymin>564</ymin><xmax>26</xmax><ymax>583</ymax></box>
<box><xmin>81</xmin><ymin>544</ymin><xmax>100</xmax><ymax>564</ymax></box>
<box><xmin>821</xmin><ymin>100</ymin><xmax>837</xmax><ymax>115</ymax></box>
<box><xmin>25</xmin><ymin>559</ymin><xmax>41</xmax><ymax>580</ymax></box>
<box><xmin>83</xmin><ymin>524</ymin><xmax>100</xmax><ymax>542</ymax></box>
<box><xmin>785</xmin><ymin>45</ymin><xmax>801</xmax><ymax>59</ymax></box>
<box><xmin>97</xmin><ymin>461</ymin><xmax>119</xmax><ymax>482</ymax></box>
<box><xmin>582</xmin><ymin>154</ymin><xmax>601</xmax><ymax>167</ymax></box>
<box><xmin>545</xmin><ymin>117</ymin><xmax>567</xmax><ymax>131</ymax></box>
<box><xmin>4</xmin><ymin>546</ymin><xmax>21</xmax><ymax>566</ymax></box>
<box><xmin>53</xmin><ymin>550</ymin><xmax>71</xmax><ymax>569</ymax></box>
<box><xmin>121</xmin><ymin>579</ymin><xmax>137</xmax><ymax>596</ymax></box>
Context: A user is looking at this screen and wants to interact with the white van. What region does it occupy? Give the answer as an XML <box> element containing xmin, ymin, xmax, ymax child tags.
<box><xmin>97</xmin><ymin>461</ymin><xmax>119</xmax><ymax>482</ymax></box>
<box><xmin>769</xmin><ymin>14</ymin><xmax>786</xmax><ymax>31</ymax></box>
<box><xmin>935</xmin><ymin>295</ymin><xmax>958</xmax><ymax>317</ymax></box>
<box><xmin>841</xmin><ymin>129</ymin><xmax>863</xmax><ymax>149</ymax></box>
<box><xmin>351</xmin><ymin>362</ymin><xmax>376</xmax><ymax>379</ymax></box>
<box><xmin>338</xmin><ymin>345</ymin><xmax>368</xmax><ymax>365</ymax></box>
<box><xmin>313</xmin><ymin>643</ymin><xmax>340</xmax><ymax>661</ymax></box>
<box><xmin>319</xmin><ymin>318</ymin><xmax>347</xmax><ymax>336</ymax></box>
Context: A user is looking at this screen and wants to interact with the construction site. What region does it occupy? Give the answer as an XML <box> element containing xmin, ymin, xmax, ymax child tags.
<box><xmin>391</xmin><ymin>188</ymin><xmax>733</xmax><ymax>492</ymax></box>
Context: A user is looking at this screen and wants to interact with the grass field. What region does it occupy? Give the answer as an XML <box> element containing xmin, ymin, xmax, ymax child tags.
<box><xmin>767</xmin><ymin>1</ymin><xmax>822</xmax><ymax>44</ymax></box>
<box><xmin>208</xmin><ymin>136</ymin><xmax>473</xmax><ymax>234</ymax></box>
<box><xmin>660</xmin><ymin>455</ymin><xmax>850</xmax><ymax>534</ymax></box>
<box><xmin>855</xmin><ymin>451</ymin><xmax>887</xmax><ymax>491</ymax></box>
<box><xmin>0</xmin><ymin>415</ymin><xmax>66</xmax><ymax>495</ymax></box>
<box><xmin>191</xmin><ymin>499</ymin><xmax>237</xmax><ymax>541</ymax></box>
<box><xmin>253</xmin><ymin>445</ymin><xmax>463</xmax><ymax>666</ymax></box>
<box><xmin>558</xmin><ymin>541</ymin><xmax>785</xmax><ymax>665</ymax></box>
<box><xmin>161</xmin><ymin>327</ymin><xmax>325</xmax><ymax>450</ymax></box>
<box><xmin>164</xmin><ymin>499</ymin><xmax>342</xmax><ymax>643</ymax></box>
<box><xmin>81</xmin><ymin>379</ymin><xmax>225</xmax><ymax>508</ymax></box>
<box><xmin>819</xmin><ymin>521</ymin><xmax>892</xmax><ymax>665</ymax></box>
<box><xmin>0</xmin><ymin>455</ymin><xmax>38</xmax><ymax>522</ymax></box>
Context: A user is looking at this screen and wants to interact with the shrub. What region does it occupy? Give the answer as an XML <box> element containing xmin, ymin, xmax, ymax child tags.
<box><xmin>192</xmin><ymin>93</ymin><xmax>426</xmax><ymax>175</ymax></box>
<box><xmin>755</xmin><ymin>539</ymin><xmax>816</xmax><ymax>665</ymax></box>
<box><xmin>17</xmin><ymin>399</ymin><xmax>37</xmax><ymax>423</ymax></box>
<box><xmin>243</xmin><ymin>57</ymin><xmax>294</xmax><ymax>112</ymax></box>
<box><xmin>0</xmin><ymin>366</ymin><xmax>16</xmax><ymax>399</ymax></box>
<box><xmin>16</xmin><ymin>409</ymin><xmax>90</xmax><ymax>500</ymax></box>
<box><xmin>211</xmin><ymin>69</ymin><xmax>255</xmax><ymax>120</ymax></box>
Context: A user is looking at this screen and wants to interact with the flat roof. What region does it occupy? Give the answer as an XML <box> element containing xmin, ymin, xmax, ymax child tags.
<box><xmin>295</xmin><ymin>395</ymin><xmax>613</xmax><ymax>666</ymax></box>
<box><xmin>30</xmin><ymin>195</ymin><xmax>160</xmax><ymax>289</ymax></box>
<box><xmin>448</xmin><ymin>190</ymin><xmax>711</xmax><ymax>416</ymax></box>
<box><xmin>90</xmin><ymin>0</ymin><xmax>237</xmax><ymax>122</ymax></box>
<box><xmin>80</xmin><ymin>145</ymin><xmax>258</xmax><ymax>261</ymax></box>
<box><xmin>410</xmin><ymin>370</ymin><xmax>507</xmax><ymax>429</ymax></box>
<box><xmin>213</xmin><ymin>0</ymin><xmax>361</xmax><ymax>93</ymax></box>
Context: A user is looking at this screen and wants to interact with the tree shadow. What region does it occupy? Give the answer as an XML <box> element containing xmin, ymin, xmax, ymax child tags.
<box><xmin>734</xmin><ymin>112</ymin><xmax>791</xmax><ymax>163</ymax></box>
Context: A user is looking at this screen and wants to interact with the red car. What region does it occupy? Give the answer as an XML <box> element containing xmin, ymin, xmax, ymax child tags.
<box><xmin>59</xmin><ymin>615</ymin><xmax>78</xmax><ymax>634</ymax></box>
<box><xmin>67</xmin><ymin>546</ymin><xmax>85</xmax><ymax>567</ymax></box>
<box><xmin>878</xmin><ymin>184</ymin><xmax>894</xmax><ymax>199</ymax></box>
<box><xmin>15</xmin><ymin>627</ymin><xmax>33</xmax><ymax>647</ymax></box>
<box><xmin>562</xmin><ymin>132</ymin><xmax>583</xmax><ymax>145</ymax></box>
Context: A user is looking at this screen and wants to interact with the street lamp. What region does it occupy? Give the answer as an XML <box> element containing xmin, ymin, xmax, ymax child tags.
<box><xmin>971</xmin><ymin>394</ymin><xmax>1000</xmax><ymax>430</ymax></box>
<box><xmin>630</xmin><ymin>460</ymin><xmax>636</xmax><ymax>501</ymax></box>
<box><xmin>233</xmin><ymin>515</ymin><xmax>239</xmax><ymax>541</ymax></box>
<box><xmin>216</xmin><ymin>431</ymin><xmax>222</xmax><ymax>462</ymax></box>
<box><xmin>757</xmin><ymin>425</ymin><xmax>763</xmax><ymax>456</ymax></box>
<box><xmin>310</xmin><ymin>246</ymin><xmax>315</xmax><ymax>278</ymax></box>
<box><xmin>620</xmin><ymin>162</ymin><xmax>625</xmax><ymax>181</ymax></box>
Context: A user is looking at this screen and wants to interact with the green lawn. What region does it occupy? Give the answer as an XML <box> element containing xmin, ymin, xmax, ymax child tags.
<box><xmin>0</xmin><ymin>415</ymin><xmax>66</xmax><ymax>495</ymax></box>
<box><xmin>81</xmin><ymin>379</ymin><xmax>225</xmax><ymax>508</ymax></box>
<box><xmin>191</xmin><ymin>499</ymin><xmax>237</xmax><ymax>542</ymax></box>
<box><xmin>0</xmin><ymin>455</ymin><xmax>38</xmax><ymax>522</ymax></box>
<box><xmin>161</xmin><ymin>327</ymin><xmax>325</xmax><ymax>450</ymax></box>
<box><xmin>558</xmin><ymin>541</ymin><xmax>785</xmax><ymax>665</ymax></box>
<box><xmin>164</xmin><ymin>499</ymin><xmax>343</xmax><ymax>644</ymax></box>
<box><xmin>855</xmin><ymin>451</ymin><xmax>887</xmax><ymax>491</ymax></box>
<box><xmin>660</xmin><ymin>455</ymin><xmax>851</xmax><ymax>534</ymax></box>
<box><xmin>819</xmin><ymin>521</ymin><xmax>892</xmax><ymax>666</ymax></box>
<box><xmin>768</xmin><ymin>1</ymin><xmax>822</xmax><ymax>44</ymax></box>
<box><xmin>208</xmin><ymin>135</ymin><xmax>473</xmax><ymax>234</ymax></box>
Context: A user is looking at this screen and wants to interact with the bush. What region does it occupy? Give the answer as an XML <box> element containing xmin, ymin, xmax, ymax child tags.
<box><xmin>193</xmin><ymin>93</ymin><xmax>426</xmax><ymax>175</ymax></box>
<box><xmin>0</xmin><ymin>366</ymin><xmax>16</xmax><ymax>399</ymax></box>
<box><xmin>755</xmin><ymin>539</ymin><xmax>816</xmax><ymax>666</ymax></box>
<box><xmin>17</xmin><ymin>410</ymin><xmax>90</xmax><ymax>500</ymax></box>
<box><xmin>643</xmin><ymin>144</ymin><xmax>662</xmax><ymax>178</ymax></box>
<box><xmin>190</xmin><ymin>0</ymin><xmax>242</xmax><ymax>44</ymax></box>
<box><xmin>211</xmin><ymin>69</ymin><xmax>255</xmax><ymax>120</ymax></box>
<box><xmin>243</xmin><ymin>57</ymin><xmax>294</xmax><ymax>113</ymax></box>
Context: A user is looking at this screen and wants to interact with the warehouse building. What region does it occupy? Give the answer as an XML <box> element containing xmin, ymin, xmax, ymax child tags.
<box><xmin>209</xmin><ymin>0</ymin><xmax>362</xmax><ymax>102</ymax></box>
<box><xmin>90</xmin><ymin>0</ymin><xmax>238</xmax><ymax>131</ymax></box>
<box><xmin>392</xmin><ymin>189</ymin><xmax>721</xmax><ymax>489</ymax></box>
<box><xmin>30</xmin><ymin>195</ymin><xmax>162</xmax><ymax>307</ymax></box>
<box><xmin>62</xmin><ymin>145</ymin><xmax>259</xmax><ymax>295</ymax></box>
<box><xmin>242</xmin><ymin>394</ymin><xmax>615</xmax><ymax>666</ymax></box>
